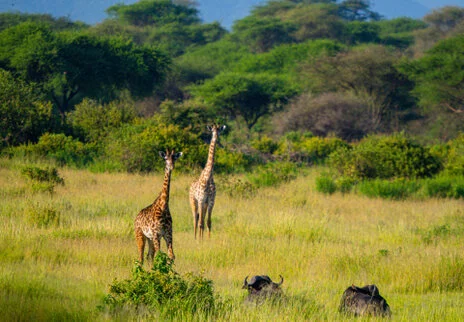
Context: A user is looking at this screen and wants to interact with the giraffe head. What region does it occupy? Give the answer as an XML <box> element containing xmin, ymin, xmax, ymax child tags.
<box><xmin>207</xmin><ymin>124</ymin><xmax>226</xmax><ymax>141</ymax></box>
<box><xmin>159</xmin><ymin>149</ymin><xmax>183</xmax><ymax>171</ymax></box>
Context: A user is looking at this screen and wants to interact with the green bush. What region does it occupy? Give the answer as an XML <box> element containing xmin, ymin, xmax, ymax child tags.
<box><xmin>21</xmin><ymin>166</ymin><xmax>64</xmax><ymax>185</ymax></box>
<box><xmin>103</xmin><ymin>120</ymin><xmax>201</xmax><ymax>173</ymax></box>
<box><xmin>329</xmin><ymin>133</ymin><xmax>442</xmax><ymax>180</ymax></box>
<box><xmin>21</xmin><ymin>165</ymin><xmax>64</xmax><ymax>194</ymax></box>
<box><xmin>423</xmin><ymin>176</ymin><xmax>464</xmax><ymax>199</ymax></box>
<box><xmin>336</xmin><ymin>176</ymin><xmax>356</xmax><ymax>193</ymax></box>
<box><xmin>251</xmin><ymin>136</ymin><xmax>279</xmax><ymax>154</ymax></box>
<box><xmin>247</xmin><ymin>162</ymin><xmax>298</xmax><ymax>188</ymax></box>
<box><xmin>220</xmin><ymin>176</ymin><xmax>257</xmax><ymax>198</ymax></box>
<box><xmin>276</xmin><ymin>135</ymin><xmax>347</xmax><ymax>163</ymax></box>
<box><xmin>102</xmin><ymin>252</ymin><xmax>217</xmax><ymax>319</ymax></box>
<box><xmin>315</xmin><ymin>176</ymin><xmax>337</xmax><ymax>194</ymax></box>
<box><xmin>11</xmin><ymin>133</ymin><xmax>96</xmax><ymax>167</ymax></box>
<box><xmin>25</xmin><ymin>203</ymin><xmax>60</xmax><ymax>227</ymax></box>
<box><xmin>68</xmin><ymin>98</ymin><xmax>136</xmax><ymax>143</ymax></box>
<box><xmin>357</xmin><ymin>179</ymin><xmax>421</xmax><ymax>200</ymax></box>
<box><xmin>432</xmin><ymin>134</ymin><xmax>464</xmax><ymax>177</ymax></box>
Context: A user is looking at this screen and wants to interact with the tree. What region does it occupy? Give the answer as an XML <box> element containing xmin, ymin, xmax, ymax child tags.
<box><xmin>106</xmin><ymin>0</ymin><xmax>200</xmax><ymax>27</ymax></box>
<box><xmin>0</xmin><ymin>22</ymin><xmax>170</xmax><ymax>119</ymax></box>
<box><xmin>424</xmin><ymin>6</ymin><xmax>464</xmax><ymax>33</ymax></box>
<box><xmin>190</xmin><ymin>72</ymin><xmax>300</xmax><ymax>129</ymax></box>
<box><xmin>338</xmin><ymin>0</ymin><xmax>382</xmax><ymax>22</ymax></box>
<box><xmin>273</xmin><ymin>92</ymin><xmax>372</xmax><ymax>141</ymax></box>
<box><xmin>285</xmin><ymin>3</ymin><xmax>344</xmax><ymax>41</ymax></box>
<box><xmin>0</xmin><ymin>69</ymin><xmax>54</xmax><ymax>147</ymax></box>
<box><xmin>232</xmin><ymin>16</ymin><xmax>296</xmax><ymax>53</ymax></box>
<box><xmin>399</xmin><ymin>35</ymin><xmax>464</xmax><ymax>116</ymax></box>
<box><xmin>301</xmin><ymin>45</ymin><xmax>414</xmax><ymax>131</ymax></box>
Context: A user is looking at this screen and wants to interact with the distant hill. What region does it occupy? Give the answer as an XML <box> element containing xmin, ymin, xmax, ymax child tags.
<box><xmin>0</xmin><ymin>0</ymin><xmax>463</xmax><ymax>29</ymax></box>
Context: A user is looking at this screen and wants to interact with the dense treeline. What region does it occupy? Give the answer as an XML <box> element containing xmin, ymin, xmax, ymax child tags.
<box><xmin>0</xmin><ymin>0</ymin><xmax>463</xmax><ymax>183</ymax></box>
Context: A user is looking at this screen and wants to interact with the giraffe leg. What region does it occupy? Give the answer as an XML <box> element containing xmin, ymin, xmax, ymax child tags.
<box><xmin>147</xmin><ymin>238</ymin><xmax>155</xmax><ymax>263</ymax></box>
<box><xmin>199</xmin><ymin>203</ymin><xmax>208</xmax><ymax>239</ymax></box>
<box><xmin>207</xmin><ymin>201</ymin><xmax>214</xmax><ymax>238</ymax></box>
<box><xmin>164</xmin><ymin>234</ymin><xmax>175</xmax><ymax>261</ymax></box>
<box><xmin>135</xmin><ymin>228</ymin><xmax>146</xmax><ymax>264</ymax></box>
<box><xmin>190</xmin><ymin>196</ymin><xmax>199</xmax><ymax>239</ymax></box>
<box><xmin>153</xmin><ymin>235</ymin><xmax>161</xmax><ymax>264</ymax></box>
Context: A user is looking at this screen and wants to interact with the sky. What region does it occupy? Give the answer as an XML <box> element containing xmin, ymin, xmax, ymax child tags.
<box><xmin>0</xmin><ymin>0</ymin><xmax>463</xmax><ymax>30</ymax></box>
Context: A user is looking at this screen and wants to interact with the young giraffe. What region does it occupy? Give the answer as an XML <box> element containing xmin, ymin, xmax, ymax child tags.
<box><xmin>134</xmin><ymin>149</ymin><xmax>182</xmax><ymax>264</ymax></box>
<box><xmin>190</xmin><ymin>124</ymin><xmax>226</xmax><ymax>239</ymax></box>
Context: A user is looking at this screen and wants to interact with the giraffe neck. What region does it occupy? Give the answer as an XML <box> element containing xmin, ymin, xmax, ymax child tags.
<box><xmin>158</xmin><ymin>165</ymin><xmax>172</xmax><ymax>209</ymax></box>
<box><xmin>200</xmin><ymin>132</ymin><xmax>218</xmax><ymax>184</ymax></box>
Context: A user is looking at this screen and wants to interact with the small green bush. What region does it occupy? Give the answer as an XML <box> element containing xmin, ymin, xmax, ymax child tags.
<box><xmin>220</xmin><ymin>177</ymin><xmax>257</xmax><ymax>198</ymax></box>
<box><xmin>251</xmin><ymin>136</ymin><xmax>279</xmax><ymax>154</ymax></box>
<box><xmin>21</xmin><ymin>166</ymin><xmax>64</xmax><ymax>185</ymax></box>
<box><xmin>315</xmin><ymin>176</ymin><xmax>337</xmax><ymax>194</ymax></box>
<box><xmin>25</xmin><ymin>203</ymin><xmax>60</xmax><ymax>227</ymax></box>
<box><xmin>357</xmin><ymin>179</ymin><xmax>421</xmax><ymax>200</ymax></box>
<box><xmin>102</xmin><ymin>252</ymin><xmax>217</xmax><ymax>319</ymax></box>
<box><xmin>247</xmin><ymin>162</ymin><xmax>298</xmax><ymax>187</ymax></box>
<box><xmin>275</xmin><ymin>134</ymin><xmax>347</xmax><ymax>164</ymax></box>
<box><xmin>21</xmin><ymin>165</ymin><xmax>64</xmax><ymax>194</ymax></box>
<box><xmin>12</xmin><ymin>133</ymin><xmax>96</xmax><ymax>167</ymax></box>
<box><xmin>336</xmin><ymin>176</ymin><xmax>356</xmax><ymax>193</ymax></box>
<box><xmin>423</xmin><ymin>176</ymin><xmax>464</xmax><ymax>199</ymax></box>
<box><xmin>329</xmin><ymin>133</ymin><xmax>442</xmax><ymax>180</ymax></box>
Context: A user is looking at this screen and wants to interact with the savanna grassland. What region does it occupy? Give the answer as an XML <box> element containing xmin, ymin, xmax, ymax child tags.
<box><xmin>1</xmin><ymin>158</ymin><xmax>463</xmax><ymax>321</ymax></box>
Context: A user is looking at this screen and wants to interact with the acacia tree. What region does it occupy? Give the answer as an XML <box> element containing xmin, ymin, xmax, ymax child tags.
<box><xmin>190</xmin><ymin>72</ymin><xmax>299</xmax><ymax>129</ymax></box>
<box><xmin>0</xmin><ymin>22</ymin><xmax>170</xmax><ymax>120</ymax></box>
<box><xmin>301</xmin><ymin>45</ymin><xmax>414</xmax><ymax>131</ymax></box>
<box><xmin>0</xmin><ymin>69</ymin><xmax>54</xmax><ymax>147</ymax></box>
<box><xmin>399</xmin><ymin>35</ymin><xmax>464</xmax><ymax>116</ymax></box>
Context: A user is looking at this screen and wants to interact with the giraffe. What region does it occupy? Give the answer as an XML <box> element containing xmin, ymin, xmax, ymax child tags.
<box><xmin>134</xmin><ymin>149</ymin><xmax>182</xmax><ymax>264</ymax></box>
<box><xmin>190</xmin><ymin>124</ymin><xmax>226</xmax><ymax>239</ymax></box>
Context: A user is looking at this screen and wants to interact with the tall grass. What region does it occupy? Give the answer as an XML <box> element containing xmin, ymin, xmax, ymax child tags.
<box><xmin>0</xmin><ymin>158</ymin><xmax>463</xmax><ymax>320</ymax></box>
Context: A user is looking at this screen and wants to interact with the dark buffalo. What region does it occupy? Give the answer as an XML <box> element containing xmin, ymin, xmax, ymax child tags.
<box><xmin>242</xmin><ymin>275</ymin><xmax>284</xmax><ymax>303</ymax></box>
<box><xmin>339</xmin><ymin>284</ymin><xmax>391</xmax><ymax>317</ymax></box>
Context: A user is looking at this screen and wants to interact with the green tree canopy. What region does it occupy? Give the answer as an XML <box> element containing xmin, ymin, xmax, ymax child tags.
<box><xmin>190</xmin><ymin>72</ymin><xmax>300</xmax><ymax>129</ymax></box>
<box><xmin>301</xmin><ymin>45</ymin><xmax>414</xmax><ymax>131</ymax></box>
<box><xmin>399</xmin><ymin>35</ymin><xmax>464</xmax><ymax>115</ymax></box>
<box><xmin>338</xmin><ymin>0</ymin><xmax>382</xmax><ymax>21</ymax></box>
<box><xmin>0</xmin><ymin>69</ymin><xmax>54</xmax><ymax>147</ymax></box>
<box><xmin>231</xmin><ymin>16</ymin><xmax>296</xmax><ymax>53</ymax></box>
<box><xmin>0</xmin><ymin>22</ymin><xmax>170</xmax><ymax>119</ymax></box>
<box><xmin>107</xmin><ymin>0</ymin><xmax>200</xmax><ymax>27</ymax></box>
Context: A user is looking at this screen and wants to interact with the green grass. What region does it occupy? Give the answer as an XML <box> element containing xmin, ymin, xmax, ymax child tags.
<box><xmin>1</xmin><ymin>158</ymin><xmax>464</xmax><ymax>320</ymax></box>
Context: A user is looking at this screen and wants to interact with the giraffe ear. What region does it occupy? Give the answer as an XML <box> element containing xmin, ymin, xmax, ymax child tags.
<box><xmin>159</xmin><ymin>151</ymin><xmax>166</xmax><ymax>159</ymax></box>
<box><xmin>206</xmin><ymin>125</ymin><xmax>213</xmax><ymax>132</ymax></box>
<box><xmin>174</xmin><ymin>152</ymin><xmax>183</xmax><ymax>160</ymax></box>
<box><xmin>219</xmin><ymin>125</ymin><xmax>226</xmax><ymax>132</ymax></box>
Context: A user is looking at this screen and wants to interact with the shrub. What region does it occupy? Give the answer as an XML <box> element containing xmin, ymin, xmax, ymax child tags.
<box><xmin>357</xmin><ymin>178</ymin><xmax>421</xmax><ymax>200</ymax></box>
<box><xmin>21</xmin><ymin>166</ymin><xmax>64</xmax><ymax>185</ymax></box>
<box><xmin>103</xmin><ymin>121</ymin><xmax>200</xmax><ymax>173</ymax></box>
<box><xmin>102</xmin><ymin>252</ymin><xmax>217</xmax><ymax>319</ymax></box>
<box><xmin>68</xmin><ymin>98</ymin><xmax>136</xmax><ymax>143</ymax></box>
<box><xmin>247</xmin><ymin>162</ymin><xmax>298</xmax><ymax>188</ymax></box>
<box><xmin>315</xmin><ymin>176</ymin><xmax>337</xmax><ymax>194</ymax></box>
<box><xmin>432</xmin><ymin>134</ymin><xmax>464</xmax><ymax>177</ymax></box>
<box><xmin>423</xmin><ymin>176</ymin><xmax>464</xmax><ymax>199</ymax></box>
<box><xmin>251</xmin><ymin>136</ymin><xmax>279</xmax><ymax>154</ymax></box>
<box><xmin>329</xmin><ymin>133</ymin><xmax>442</xmax><ymax>180</ymax></box>
<box><xmin>12</xmin><ymin>133</ymin><xmax>96</xmax><ymax>167</ymax></box>
<box><xmin>25</xmin><ymin>203</ymin><xmax>60</xmax><ymax>227</ymax></box>
<box><xmin>21</xmin><ymin>165</ymin><xmax>64</xmax><ymax>194</ymax></box>
<box><xmin>220</xmin><ymin>176</ymin><xmax>257</xmax><ymax>198</ymax></box>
